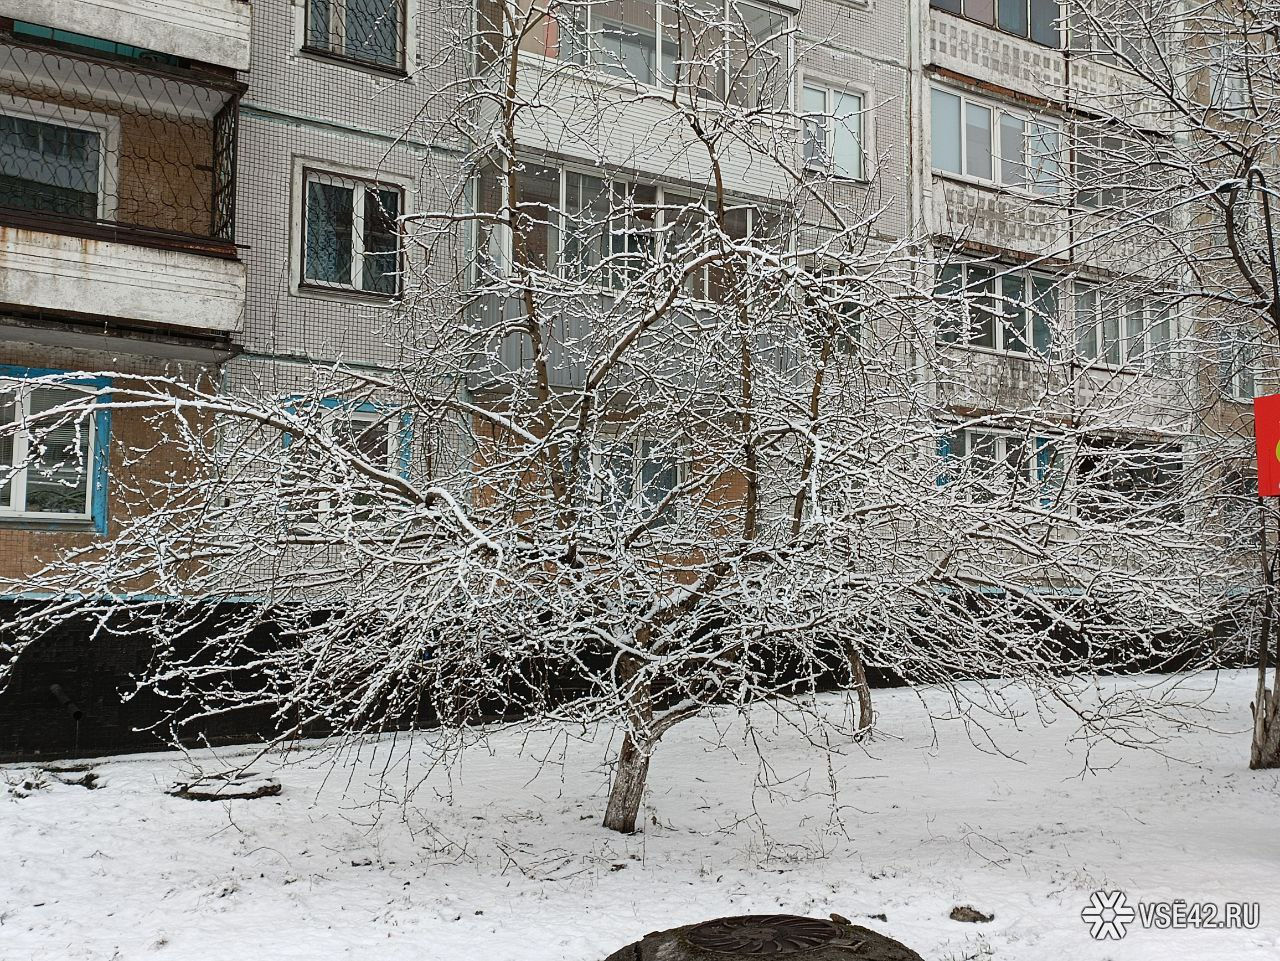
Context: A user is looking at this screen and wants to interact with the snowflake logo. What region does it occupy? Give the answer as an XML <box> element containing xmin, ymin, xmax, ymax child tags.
<box><xmin>1081</xmin><ymin>890</ymin><xmax>1136</xmax><ymax>940</ymax></box>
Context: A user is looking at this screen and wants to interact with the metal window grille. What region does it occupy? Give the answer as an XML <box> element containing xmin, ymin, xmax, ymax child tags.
<box><xmin>305</xmin><ymin>0</ymin><xmax>406</xmax><ymax>70</ymax></box>
<box><xmin>0</xmin><ymin>30</ymin><xmax>242</xmax><ymax>252</ymax></box>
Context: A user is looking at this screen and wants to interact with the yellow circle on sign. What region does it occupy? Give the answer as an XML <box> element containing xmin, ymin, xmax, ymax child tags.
<box><xmin>1275</xmin><ymin>438</ymin><xmax>1280</xmax><ymax>463</ymax></box>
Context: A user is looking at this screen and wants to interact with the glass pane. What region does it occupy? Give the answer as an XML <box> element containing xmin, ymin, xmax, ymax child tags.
<box><xmin>998</xmin><ymin>0</ymin><xmax>1029</xmax><ymax>37</ymax></box>
<box><xmin>932</xmin><ymin>0</ymin><xmax>963</xmax><ymax>12</ymax></box>
<box><xmin>25</xmin><ymin>388</ymin><xmax>90</xmax><ymax>516</ymax></box>
<box><xmin>305</xmin><ymin>179</ymin><xmax>354</xmax><ymax>285</ymax></box>
<box><xmin>967</xmin><ymin>265</ymin><xmax>996</xmax><ymax>348</ymax></box>
<box><xmin>611</xmin><ymin>181</ymin><xmax>658</xmax><ymax>287</ymax></box>
<box><xmin>345</xmin><ymin>414</ymin><xmax>392</xmax><ymax>469</ymax></box>
<box><xmin>728</xmin><ymin>2</ymin><xmax>790</xmax><ymax>109</ymax></box>
<box><xmin>803</xmin><ymin>86</ymin><xmax>828</xmax><ymax>167</ymax></box>
<box><xmin>999</xmin><ymin>114</ymin><xmax>1026</xmax><ymax>186</ymax></box>
<box><xmin>936</xmin><ymin>262</ymin><xmax>965</xmax><ymax>343</ymax></box>
<box><xmin>660</xmin><ymin>0</ymin><xmax>723</xmax><ymax>97</ymax></box>
<box><xmin>931</xmin><ymin>89</ymin><xmax>963</xmax><ymax>174</ymax></box>
<box><xmin>0</xmin><ymin>113</ymin><xmax>100</xmax><ymax>220</ymax></box>
<box><xmin>832</xmin><ymin>91</ymin><xmax>862</xmax><ymax>180</ymax></box>
<box><xmin>595</xmin><ymin>0</ymin><xmax>657</xmax><ymax>84</ymax></box>
<box><xmin>1001</xmin><ymin>274</ymin><xmax>1028</xmax><ymax>352</ymax></box>
<box><xmin>1029</xmin><ymin>123</ymin><xmax>1060</xmax><ymax>194</ymax></box>
<box><xmin>0</xmin><ymin>397</ymin><xmax>14</xmax><ymax>510</ymax></box>
<box><xmin>1076</xmin><ymin>286</ymin><xmax>1098</xmax><ymax>359</ymax></box>
<box><xmin>1102</xmin><ymin>302</ymin><xmax>1121</xmax><ymax>366</ymax></box>
<box><xmin>965</xmin><ymin>0</ymin><xmax>996</xmax><ymax>25</ymax></box>
<box><xmin>362</xmin><ymin>187</ymin><xmax>401</xmax><ymax>294</ymax></box>
<box><xmin>307</xmin><ymin>0</ymin><xmax>331</xmax><ymax>47</ymax></box>
<box><xmin>1029</xmin><ymin>0</ymin><xmax>1059</xmax><ymax>46</ymax></box>
<box><xmin>344</xmin><ymin>0</ymin><xmax>402</xmax><ymax>67</ymax></box>
<box><xmin>965</xmin><ymin>102</ymin><xmax>993</xmax><ymax>179</ymax></box>
<box><xmin>564</xmin><ymin>172</ymin><xmax>608</xmax><ymax>278</ymax></box>
<box><xmin>513</xmin><ymin>164</ymin><xmax>560</xmax><ymax>273</ymax></box>
<box><xmin>1030</xmin><ymin>275</ymin><xmax>1056</xmax><ymax>355</ymax></box>
<box><xmin>1149</xmin><ymin>306</ymin><xmax>1171</xmax><ymax>371</ymax></box>
<box><xmin>664</xmin><ymin>192</ymin><xmax>710</xmax><ymax>299</ymax></box>
<box><xmin>1124</xmin><ymin>302</ymin><xmax>1145</xmax><ymax>365</ymax></box>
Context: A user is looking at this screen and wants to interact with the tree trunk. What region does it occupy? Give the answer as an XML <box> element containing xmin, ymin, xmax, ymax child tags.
<box><xmin>843</xmin><ymin>641</ymin><xmax>875</xmax><ymax>739</ymax></box>
<box><xmin>603</xmin><ymin>729</ymin><xmax>651</xmax><ymax>833</ymax></box>
<box><xmin>1250</xmin><ymin>685</ymin><xmax>1280</xmax><ymax>768</ymax></box>
<box><xmin>1251</xmin><ymin>508</ymin><xmax>1280</xmax><ymax>768</ymax></box>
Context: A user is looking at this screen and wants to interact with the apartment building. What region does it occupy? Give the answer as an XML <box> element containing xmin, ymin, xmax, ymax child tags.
<box><xmin>0</xmin><ymin>0</ymin><xmax>1259</xmax><ymax>759</ymax></box>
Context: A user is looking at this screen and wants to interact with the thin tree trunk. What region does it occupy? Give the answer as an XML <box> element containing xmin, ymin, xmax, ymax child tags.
<box><xmin>843</xmin><ymin>641</ymin><xmax>874</xmax><ymax>739</ymax></box>
<box><xmin>603</xmin><ymin>729</ymin><xmax>651</xmax><ymax>833</ymax></box>
<box><xmin>1250</xmin><ymin>505</ymin><xmax>1280</xmax><ymax>768</ymax></box>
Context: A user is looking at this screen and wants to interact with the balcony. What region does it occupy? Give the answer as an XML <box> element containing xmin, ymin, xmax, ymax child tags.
<box><xmin>0</xmin><ymin>31</ymin><xmax>245</xmax><ymax>337</ymax></box>
<box><xmin>0</xmin><ymin>0</ymin><xmax>252</xmax><ymax>72</ymax></box>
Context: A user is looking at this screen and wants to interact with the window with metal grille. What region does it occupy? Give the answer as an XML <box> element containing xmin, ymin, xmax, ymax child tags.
<box><xmin>305</xmin><ymin>0</ymin><xmax>405</xmax><ymax>70</ymax></box>
<box><xmin>302</xmin><ymin>171</ymin><xmax>403</xmax><ymax>296</ymax></box>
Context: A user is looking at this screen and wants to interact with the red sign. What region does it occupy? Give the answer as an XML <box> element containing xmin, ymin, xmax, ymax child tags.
<box><xmin>1256</xmin><ymin>394</ymin><xmax>1280</xmax><ymax>497</ymax></box>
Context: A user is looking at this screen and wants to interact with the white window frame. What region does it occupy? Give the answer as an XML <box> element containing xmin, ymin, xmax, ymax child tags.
<box><xmin>291</xmin><ymin>159</ymin><xmax>413</xmax><ymax>302</ymax></box>
<box><xmin>1219</xmin><ymin>326</ymin><xmax>1258</xmax><ymax>401</ymax></box>
<box><xmin>941</xmin><ymin>427</ymin><xmax>1063</xmax><ymax>506</ymax></box>
<box><xmin>0</xmin><ymin>381</ymin><xmax>97</xmax><ymax>521</ymax></box>
<box><xmin>930</xmin><ymin>85</ymin><xmax>1061</xmax><ymax>196</ymax></box>
<box><xmin>1209</xmin><ymin>37</ymin><xmax>1250</xmax><ymax>114</ymax></box>
<box><xmin>588</xmin><ymin>435</ymin><xmax>687</xmax><ymax>526</ymax></box>
<box><xmin>1073</xmin><ymin>284</ymin><xmax>1175</xmax><ymax>371</ymax></box>
<box><xmin>485</xmin><ymin>159</ymin><xmax>780</xmax><ymax>302</ymax></box>
<box><xmin>0</xmin><ymin>93</ymin><xmax>120</xmax><ymax>221</ymax></box>
<box><xmin>801</xmin><ymin>84</ymin><xmax>865</xmax><ymax>181</ymax></box>
<box><xmin>302</xmin><ymin>0</ymin><xmax>410</xmax><ymax>71</ymax></box>
<box><xmin>512</xmin><ymin>0</ymin><xmax>794</xmax><ymax>109</ymax></box>
<box><xmin>936</xmin><ymin>261</ymin><xmax>1060</xmax><ymax>356</ymax></box>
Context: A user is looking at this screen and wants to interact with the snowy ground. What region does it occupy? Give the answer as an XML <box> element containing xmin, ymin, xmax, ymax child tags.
<box><xmin>2</xmin><ymin>671</ymin><xmax>1277</xmax><ymax>961</ymax></box>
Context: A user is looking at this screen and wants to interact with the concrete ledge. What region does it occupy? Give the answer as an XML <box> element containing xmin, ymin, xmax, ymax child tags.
<box><xmin>1</xmin><ymin>0</ymin><xmax>252</xmax><ymax>72</ymax></box>
<box><xmin>0</xmin><ymin>226</ymin><xmax>245</xmax><ymax>335</ymax></box>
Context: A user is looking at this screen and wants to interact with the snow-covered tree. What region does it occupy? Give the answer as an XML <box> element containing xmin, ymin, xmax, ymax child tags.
<box><xmin>0</xmin><ymin>0</ymin><xmax>1254</xmax><ymax>831</ymax></box>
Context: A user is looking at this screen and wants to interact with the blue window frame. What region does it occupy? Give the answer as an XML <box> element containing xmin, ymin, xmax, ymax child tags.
<box><xmin>0</xmin><ymin>365</ymin><xmax>110</xmax><ymax>533</ymax></box>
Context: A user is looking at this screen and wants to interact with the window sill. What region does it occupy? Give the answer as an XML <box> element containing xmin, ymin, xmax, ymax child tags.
<box><xmin>296</xmin><ymin>281</ymin><xmax>401</xmax><ymax>306</ymax></box>
<box><xmin>298</xmin><ymin>46</ymin><xmax>408</xmax><ymax>79</ymax></box>
<box><xmin>0</xmin><ymin>514</ymin><xmax>99</xmax><ymax>532</ymax></box>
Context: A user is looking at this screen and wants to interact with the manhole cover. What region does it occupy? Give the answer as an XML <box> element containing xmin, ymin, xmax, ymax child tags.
<box><xmin>683</xmin><ymin>915</ymin><xmax>844</xmax><ymax>955</ymax></box>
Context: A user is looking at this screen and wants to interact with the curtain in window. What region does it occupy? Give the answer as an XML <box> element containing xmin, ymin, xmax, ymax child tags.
<box><xmin>24</xmin><ymin>388</ymin><xmax>89</xmax><ymax>515</ymax></box>
<box><xmin>305</xmin><ymin>180</ymin><xmax>355</xmax><ymax>285</ymax></box>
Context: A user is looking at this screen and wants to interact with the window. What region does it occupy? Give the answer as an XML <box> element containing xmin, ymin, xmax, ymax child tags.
<box><xmin>1076</xmin><ymin>130</ymin><xmax>1140</xmax><ymax>209</ymax></box>
<box><xmin>478</xmin><ymin>161</ymin><xmax>778</xmax><ymax>299</ymax></box>
<box><xmin>1074</xmin><ymin>286</ymin><xmax>1172</xmax><ymax>369</ymax></box>
<box><xmin>803</xmin><ymin>85</ymin><xmax>864</xmax><ymax>180</ymax></box>
<box><xmin>931</xmin><ymin>87</ymin><xmax>1060</xmax><ymax>194</ymax></box>
<box><xmin>591</xmin><ymin>437</ymin><xmax>683</xmax><ymax>527</ymax></box>
<box><xmin>512</xmin><ymin>0</ymin><xmax>792</xmax><ymax>109</ymax></box>
<box><xmin>936</xmin><ymin>261</ymin><xmax>1058</xmax><ymax>355</ymax></box>
<box><xmin>1219</xmin><ymin>326</ymin><xmax>1258</xmax><ymax>400</ymax></box>
<box><xmin>930</xmin><ymin>0</ymin><xmax>1061</xmax><ymax>47</ymax></box>
<box><xmin>0</xmin><ymin>376</ymin><xmax>108</xmax><ymax>528</ymax></box>
<box><xmin>0</xmin><ymin>108</ymin><xmax>112</xmax><ymax>221</ymax></box>
<box><xmin>1209</xmin><ymin>37</ymin><xmax>1249</xmax><ymax>113</ymax></box>
<box><xmin>1070</xmin><ymin>1</ymin><xmax>1166</xmax><ymax>66</ymax></box>
<box><xmin>302</xmin><ymin>171</ymin><xmax>403</xmax><ymax>296</ymax></box>
<box><xmin>1077</xmin><ymin>438</ymin><xmax>1182</xmax><ymax>521</ymax></box>
<box><xmin>306</xmin><ymin>0</ymin><xmax>404</xmax><ymax>70</ymax></box>
<box><xmin>939</xmin><ymin>428</ymin><xmax>1062</xmax><ymax>506</ymax></box>
<box><xmin>283</xmin><ymin>402</ymin><xmax>406</xmax><ymax>527</ymax></box>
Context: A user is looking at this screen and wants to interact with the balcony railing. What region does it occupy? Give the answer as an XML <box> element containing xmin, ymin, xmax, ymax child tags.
<box><xmin>0</xmin><ymin>32</ymin><xmax>242</xmax><ymax>258</ymax></box>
